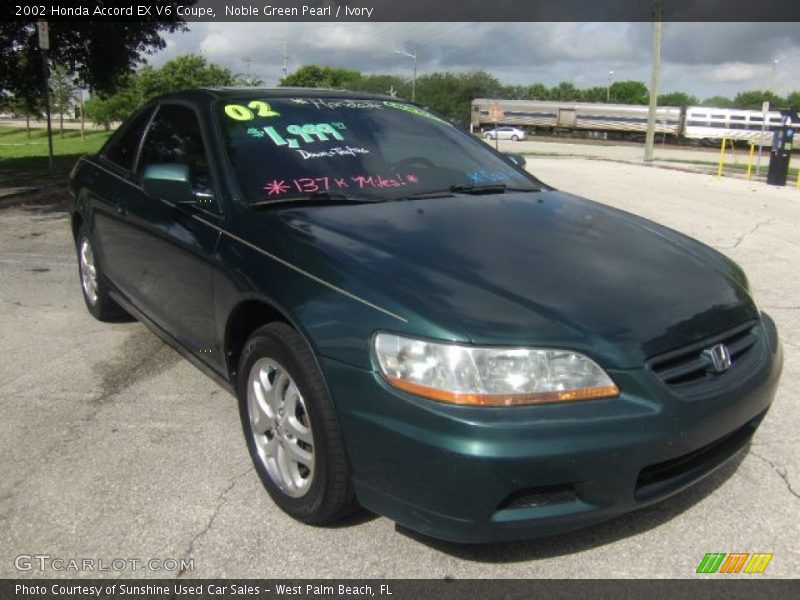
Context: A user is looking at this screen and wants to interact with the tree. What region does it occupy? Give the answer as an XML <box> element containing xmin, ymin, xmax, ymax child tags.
<box><xmin>524</xmin><ymin>83</ymin><xmax>550</xmax><ymax>100</ymax></box>
<box><xmin>280</xmin><ymin>65</ymin><xmax>361</xmax><ymax>88</ymax></box>
<box><xmin>701</xmin><ymin>95</ymin><xmax>733</xmax><ymax>107</ymax></box>
<box><xmin>348</xmin><ymin>74</ymin><xmax>410</xmax><ymax>98</ymax></box>
<box><xmin>582</xmin><ymin>86</ymin><xmax>609</xmax><ymax>102</ymax></box>
<box><xmin>84</xmin><ymin>55</ymin><xmax>240</xmax><ymax>128</ymax></box>
<box><xmin>657</xmin><ymin>91</ymin><xmax>698</xmax><ymax>107</ymax></box>
<box><xmin>49</xmin><ymin>63</ymin><xmax>79</xmax><ymax>137</ymax></box>
<box><xmin>608</xmin><ymin>80</ymin><xmax>649</xmax><ymax>104</ymax></box>
<box><xmin>415</xmin><ymin>71</ymin><xmax>502</xmax><ymax>124</ymax></box>
<box><xmin>500</xmin><ymin>85</ymin><xmax>527</xmax><ymax>99</ymax></box>
<box><xmin>0</xmin><ymin>9</ymin><xmax>193</xmax><ymax>110</ymax></box>
<box><xmin>551</xmin><ymin>81</ymin><xmax>581</xmax><ymax>101</ymax></box>
<box><xmin>733</xmin><ymin>90</ymin><xmax>785</xmax><ymax>110</ymax></box>
<box><xmin>84</xmin><ymin>80</ymin><xmax>140</xmax><ymax>130</ymax></box>
<box><xmin>3</xmin><ymin>94</ymin><xmax>42</xmax><ymax>138</ymax></box>
<box><xmin>787</xmin><ymin>91</ymin><xmax>800</xmax><ymax>109</ymax></box>
<box><xmin>137</xmin><ymin>54</ymin><xmax>238</xmax><ymax>99</ymax></box>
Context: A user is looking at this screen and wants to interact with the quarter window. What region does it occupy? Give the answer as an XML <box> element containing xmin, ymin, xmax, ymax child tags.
<box><xmin>102</xmin><ymin>106</ymin><xmax>155</xmax><ymax>171</ymax></box>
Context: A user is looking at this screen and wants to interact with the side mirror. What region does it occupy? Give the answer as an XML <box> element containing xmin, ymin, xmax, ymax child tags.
<box><xmin>141</xmin><ymin>163</ymin><xmax>194</xmax><ymax>205</ymax></box>
<box><xmin>504</xmin><ymin>153</ymin><xmax>526</xmax><ymax>168</ymax></box>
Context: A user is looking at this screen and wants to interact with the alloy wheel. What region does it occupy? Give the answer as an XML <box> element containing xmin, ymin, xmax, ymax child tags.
<box><xmin>79</xmin><ymin>237</ymin><xmax>98</xmax><ymax>305</ymax></box>
<box><xmin>247</xmin><ymin>358</ymin><xmax>315</xmax><ymax>498</ymax></box>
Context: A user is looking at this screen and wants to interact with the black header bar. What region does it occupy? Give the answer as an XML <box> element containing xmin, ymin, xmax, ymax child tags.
<box><xmin>2</xmin><ymin>579</ymin><xmax>800</xmax><ymax>600</ymax></box>
<box><xmin>3</xmin><ymin>0</ymin><xmax>800</xmax><ymax>22</ymax></box>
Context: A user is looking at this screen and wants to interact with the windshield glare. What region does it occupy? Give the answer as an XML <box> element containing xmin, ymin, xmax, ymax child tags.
<box><xmin>217</xmin><ymin>97</ymin><xmax>538</xmax><ymax>203</ymax></box>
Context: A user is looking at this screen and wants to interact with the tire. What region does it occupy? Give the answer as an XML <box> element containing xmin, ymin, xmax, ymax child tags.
<box><xmin>237</xmin><ymin>322</ymin><xmax>357</xmax><ymax>524</ymax></box>
<box><xmin>75</xmin><ymin>225</ymin><xmax>130</xmax><ymax>322</ymax></box>
<box><xmin>484</xmin><ymin>133</ymin><xmax>493</xmax><ymax>140</ymax></box>
<box><xmin>511</xmin><ymin>135</ymin><xmax>520</xmax><ymax>141</ymax></box>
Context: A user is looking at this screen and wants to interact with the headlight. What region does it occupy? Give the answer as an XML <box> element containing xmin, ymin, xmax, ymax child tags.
<box><xmin>373</xmin><ymin>333</ymin><xmax>619</xmax><ymax>406</ymax></box>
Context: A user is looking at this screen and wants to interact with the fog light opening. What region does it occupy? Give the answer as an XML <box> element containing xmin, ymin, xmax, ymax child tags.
<box><xmin>497</xmin><ymin>483</ymin><xmax>578</xmax><ymax>510</ymax></box>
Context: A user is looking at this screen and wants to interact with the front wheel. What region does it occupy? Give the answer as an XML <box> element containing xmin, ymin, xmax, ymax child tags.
<box><xmin>511</xmin><ymin>134</ymin><xmax>520</xmax><ymax>141</ymax></box>
<box><xmin>237</xmin><ymin>322</ymin><xmax>357</xmax><ymax>524</ymax></box>
<box><xmin>484</xmin><ymin>133</ymin><xmax>494</xmax><ymax>140</ymax></box>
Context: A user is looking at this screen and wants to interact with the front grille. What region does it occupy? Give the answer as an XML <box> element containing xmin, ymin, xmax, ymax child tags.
<box><xmin>648</xmin><ymin>321</ymin><xmax>758</xmax><ymax>386</ymax></box>
<box><xmin>634</xmin><ymin>411</ymin><xmax>764</xmax><ymax>501</ymax></box>
<box><xmin>497</xmin><ymin>484</ymin><xmax>577</xmax><ymax>510</ymax></box>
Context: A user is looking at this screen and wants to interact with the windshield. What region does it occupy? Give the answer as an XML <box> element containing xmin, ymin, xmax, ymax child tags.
<box><xmin>216</xmin><ymin>96</ymin><xmax>539</xmax><ymax>203</ymax></box>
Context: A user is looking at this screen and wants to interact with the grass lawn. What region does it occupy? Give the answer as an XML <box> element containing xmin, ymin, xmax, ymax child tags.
<box><xmin>0</xmin><ymin>125</ymin><xmax>112</xmax><ymax>190</ymax></box>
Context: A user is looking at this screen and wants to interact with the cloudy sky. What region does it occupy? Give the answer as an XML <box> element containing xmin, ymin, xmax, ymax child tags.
<box><xmin>152</xmin><ymin>22</ymin><xmax>800</xmax><ymax>99</ymax></box>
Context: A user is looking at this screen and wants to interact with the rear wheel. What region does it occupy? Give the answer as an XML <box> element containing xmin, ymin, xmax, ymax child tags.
<box><xmin>511</xmin><ymin>134</ymin><xmax>520</xmax><ymax>141</ymax></box>
<box><xmin>237</xmin><ymin>322</ymin><xmax>357</xmax><ymax>524</ymax></box>
<box><xmin>76</xmin><ymin>225</ymin><xmax>130</xmax><ymax>322</ymax></box>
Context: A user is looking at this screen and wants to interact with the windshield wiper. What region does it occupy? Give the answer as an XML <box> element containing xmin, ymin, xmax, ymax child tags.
<box><xmin>449</xmin><ymin>183</ymin><xmax>540</xmax><ymax>195</ymax></box>
<box><xmin>250</xmin><ymin>191</ymin><xmax>376</xmax><ymax>208</ymax></box>
<box><xmin>395</xmin><ymin>190</ymin><xmax>457</xmax><ymax>201</ymax></box>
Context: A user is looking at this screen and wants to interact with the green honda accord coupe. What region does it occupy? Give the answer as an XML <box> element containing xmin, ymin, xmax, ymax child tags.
<box><xmin>68</xmin><ymin>88</ymin><xmax>782</xmax><ymax>542</ymax></box>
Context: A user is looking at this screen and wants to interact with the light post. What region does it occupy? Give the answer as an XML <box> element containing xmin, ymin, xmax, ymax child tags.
<box><xmin>393</xmin><ymin>44</ymin><xmax>418</xmax><ymax>103</ymax></box>
<box><xmin>607</xmin><ymin>70</ymin><xmax>614</xmax><ymax>102</ymax></box>
<box><xmin>769</xmin><ymin>59</ymin><xmax>779</xmax><ymax>95</ymax></box>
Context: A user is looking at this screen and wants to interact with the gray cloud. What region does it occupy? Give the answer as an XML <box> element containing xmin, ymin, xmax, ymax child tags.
<box><xmin>152</xmin><ymin>22</ymin><xmax>800</xmax><ymax>99</ymax></box>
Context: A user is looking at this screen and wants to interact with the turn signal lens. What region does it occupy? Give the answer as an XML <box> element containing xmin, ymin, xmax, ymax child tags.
<box><xmin>374</xmin><ymin>333</ymin><xmax>618</xmax><ymax>406</ymax></box>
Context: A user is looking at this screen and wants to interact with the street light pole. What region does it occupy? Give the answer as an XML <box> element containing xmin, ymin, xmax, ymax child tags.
<box><xmin>769</xmin><ymin>59</ymin><xmax>779</xmax><ymax>95</ymax></box>
<box><xmin>644</xmin><ymin>0</ymin><xmax>663</xmax><ymax>163</ymax></box>
<box><xmin>607</xmin><ymin>70</ymin><xmax>614</xmax><ymax>102</ymax></box>
<box><xmin>393</xmin><ymin>46</ymin><xmax>418</xmax><ymax>103</ymax></box>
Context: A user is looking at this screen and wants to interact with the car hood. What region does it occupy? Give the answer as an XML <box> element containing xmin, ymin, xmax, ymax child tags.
<box><xmin>273</xmin><ymin>191</ymin><xmax>757</xmax><ymax>368</ymax></box>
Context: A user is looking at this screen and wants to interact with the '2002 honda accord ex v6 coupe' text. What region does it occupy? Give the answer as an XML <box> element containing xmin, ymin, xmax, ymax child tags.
<box><xmin>68</xmin><ymin>88</ymin><xmax>782</xmax><ymax>542</ymax></box>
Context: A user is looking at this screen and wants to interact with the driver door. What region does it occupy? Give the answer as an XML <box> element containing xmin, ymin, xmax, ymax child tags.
<box><xmin>111</xmin><ymin>103</ymin><xmax>222</xmax><ymax>362</ymax></box>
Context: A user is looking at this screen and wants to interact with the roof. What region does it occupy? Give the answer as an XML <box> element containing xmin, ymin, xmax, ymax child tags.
<box><xmin>173</xmin><ymin>86</ymin><xmax>397</xmax><ymax>102</ymax></box>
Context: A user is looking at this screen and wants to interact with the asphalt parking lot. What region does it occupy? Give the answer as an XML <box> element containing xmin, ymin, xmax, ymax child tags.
<box><xmin>1</xmin><ymin>154</ymin><xmax>798</xmax><ymax>578</ymax></box>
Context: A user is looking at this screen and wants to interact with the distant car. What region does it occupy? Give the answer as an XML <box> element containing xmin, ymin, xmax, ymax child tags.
<box><xmin>69</xmin><ymin>88</ymin><xmax>781</xmax><ymax>543</ymax></box>
<box><xmin>484</xmin><ymin>126</ymin><xmax>527</xmax><ymax>141</ymax></box>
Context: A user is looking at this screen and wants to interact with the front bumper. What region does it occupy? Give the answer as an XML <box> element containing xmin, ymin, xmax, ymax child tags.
<box><xmin>321</xmin><ymin>315</ymin><xmax>782</xmax><ymax>543</ymax></box>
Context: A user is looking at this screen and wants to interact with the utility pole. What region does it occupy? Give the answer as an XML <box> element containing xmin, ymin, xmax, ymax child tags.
<box><xmin>644</xmin><ymin>0</ymin><xmax>663</xmax><ymax>163</ymax></box>
<box><xmin>281</xmin><ymin>41</ymin><xmax>288</xmax><ymax>79</ymax></box>
<box><xmin>607</xmin><ymin>70</ymin><xmax>614</xmax><ymax>102</ymax></box>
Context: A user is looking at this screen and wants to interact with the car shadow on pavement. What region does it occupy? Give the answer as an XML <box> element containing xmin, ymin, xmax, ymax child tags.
<box><xmin>328</xmin><ymin>507</ymin><xmax>381</xmax><ymax>528</ymax></box>
<box><xmin>395</xmin><ymin>445</ymin><xmax>750</xmax><ymax>562</ymax></box>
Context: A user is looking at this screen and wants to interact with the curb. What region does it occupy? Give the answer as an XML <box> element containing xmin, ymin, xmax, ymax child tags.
<box><xmin>0</xmin><ymin>185</ymin><xmax>68</xmax><ymax>209</ymax></box>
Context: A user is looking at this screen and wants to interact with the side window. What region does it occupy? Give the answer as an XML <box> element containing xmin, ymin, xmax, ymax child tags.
<box><xmin>138</xmin><ymin>104</ymin><xmax>213</xmax><ymax>198</ymax></box>
<box><xmin>103</xmin><ymin>106</ymin><xmax>155</xmax><ymax>171</ymax></box>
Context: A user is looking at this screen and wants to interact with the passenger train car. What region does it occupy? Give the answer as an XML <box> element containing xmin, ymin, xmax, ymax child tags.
<box><xmin>471</xmin><ymin>99</ymin><xmax>789</xmax><ymax>146</ymax></box>
<box><xmin>683</xmin><ymin>106</ymin><xmax>785</xmax><ymax>145</ymax></box>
